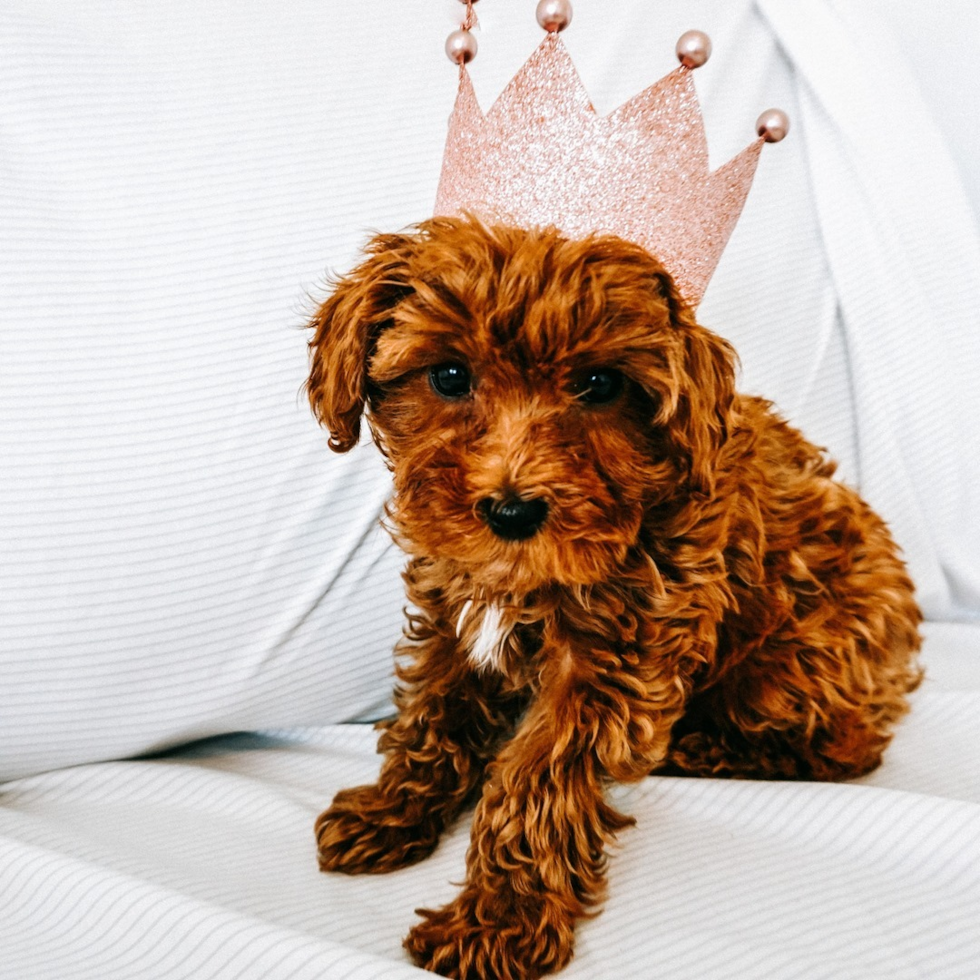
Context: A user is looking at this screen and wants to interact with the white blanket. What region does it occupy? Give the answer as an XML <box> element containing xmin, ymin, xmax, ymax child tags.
<box><xmin>2</xmin><ymin>623</ymin><xmax>978</xmax><ymax>980</ymax></box>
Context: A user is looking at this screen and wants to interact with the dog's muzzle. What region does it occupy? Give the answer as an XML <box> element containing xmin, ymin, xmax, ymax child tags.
<box><xmin>478</xmin><ymin>495</ymin><xmax>549</xmax><ymax>541</ymax></box>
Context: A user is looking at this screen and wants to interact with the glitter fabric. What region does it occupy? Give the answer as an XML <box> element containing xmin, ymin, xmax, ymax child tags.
<box><xmin>434</xmin><ymin>32</ymin><xmax>766</xmax><ymax>308</ymax></box>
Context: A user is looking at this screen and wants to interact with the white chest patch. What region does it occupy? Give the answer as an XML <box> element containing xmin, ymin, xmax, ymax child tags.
<box><xmin>456</xmin><ymin>599</ymin><xmax>510</xmax><ymax>673</ymax></box>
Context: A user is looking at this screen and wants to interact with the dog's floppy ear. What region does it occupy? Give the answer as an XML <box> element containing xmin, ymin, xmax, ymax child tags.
<box><xmin>677</xmin><ymin>324</ymin><xmax>737</xmax><ymax>496</ymax></box>
<box><xmin>306</xmin><ymin>233</ymin><xmax>416</xmax><ymax>453</ymax></box>
<box><xmin>655</xmin><ymin>273</ymin><xmax>737</xmax><ymax>498</ymax></box>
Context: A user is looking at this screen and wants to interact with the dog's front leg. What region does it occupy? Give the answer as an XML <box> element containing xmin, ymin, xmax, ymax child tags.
<box><xmin>405</xmin><ymin>654</ymin><xmax>686</xmax><ymax>979</ymax></box>
<box><xmin>317</xmin><ymin>627</ymin><xmax>523</xmax><ymax>876</ymax></box>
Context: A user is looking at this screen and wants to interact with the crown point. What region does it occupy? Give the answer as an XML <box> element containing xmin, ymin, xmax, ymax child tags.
<box><xmin>756</xmin><ymin>108</ymin><xmax>790</xmax><ymax>143</ymax></box>
<box><xmin>676</xmin><ymin>30</ymin><xmax>712</xmax><ymax>69</ymax></box>
<box><xmin>445</xmin><ymin>28</ymin><xmax>478</xmax><ymax>65</ymax></box>
<box><xmin>536</xmin><ymin>0</ymin><xmax>573</xmax><ymax>33</ymax></box>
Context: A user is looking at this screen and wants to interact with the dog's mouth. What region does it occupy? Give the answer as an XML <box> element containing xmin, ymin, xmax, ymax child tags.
<box><xmin>391</xmin><ymin>471</ymin><xmax>643</xmax><ymax>590</ymax></box>
<box><xmin>460</xmin><ymin>508</ymin><xmax>639</xmax><ymax>593</ymax></box>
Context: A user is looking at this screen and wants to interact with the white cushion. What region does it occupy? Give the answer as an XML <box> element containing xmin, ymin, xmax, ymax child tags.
<box><xmin>0</xmin><ymin>0</ymin><xmax>465</xmax><ymax>778</ymax></box>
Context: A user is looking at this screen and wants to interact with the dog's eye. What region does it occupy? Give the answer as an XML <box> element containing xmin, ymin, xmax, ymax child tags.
<box><xmin>572</xmin><ymin>368</ymin><xmax>624</xmax><ymax>405</ymax></box>
<box><xmin>429</xmin><ymin>362</ymin><xmax>472</xmax><ymax>399</ymax></box>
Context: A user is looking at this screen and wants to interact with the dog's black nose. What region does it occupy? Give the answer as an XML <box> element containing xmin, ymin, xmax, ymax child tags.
<box><xmin>478</xmin><ymin>495</ymin><xmax>549</xmax><ymax>541</ymax></box>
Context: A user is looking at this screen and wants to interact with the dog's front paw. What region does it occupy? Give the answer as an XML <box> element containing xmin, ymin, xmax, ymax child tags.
<box><xmin>316</xmin><ymin>784</ymin><xmax>441</xmax><ymax>874</ymax></box>
<box><xmin>404</xmin><ymin>887</ymin><xmax>576</xmax><ymax>980</ymax></box>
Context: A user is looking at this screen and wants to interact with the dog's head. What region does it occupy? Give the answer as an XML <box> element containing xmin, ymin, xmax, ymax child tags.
<box><xmin>308</xmin><ymin>215</ymin><xmax>735</xmax><ymax>592</ymax></box>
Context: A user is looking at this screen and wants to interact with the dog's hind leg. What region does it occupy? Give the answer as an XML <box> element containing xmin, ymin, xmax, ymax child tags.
<box><xmin>659</xmin><ymin>628</ymin><xmax>920</xmax><ymax>782</ymax></box>
<box><xmin>661</xmin><ymin>510</ymin><xmax>922</xmax><ymax>783</ymax></box>
<box><xmin>657</xmin><ymin>707</ymin><xmax>883</xmax><ymax>781</ymax></box>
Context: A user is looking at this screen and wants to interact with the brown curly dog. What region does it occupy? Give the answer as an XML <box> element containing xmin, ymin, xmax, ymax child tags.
<box><xmin>306</xmin><ymin>214</ymin><xmax>922</xmax><ymax>980</ymax></box>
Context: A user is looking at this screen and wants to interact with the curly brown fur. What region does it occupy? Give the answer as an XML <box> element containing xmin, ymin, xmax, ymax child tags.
<box><xmin>307</xmin><ymin>215</ymin><xmax>922</xmax><ymax>979</ymax></box>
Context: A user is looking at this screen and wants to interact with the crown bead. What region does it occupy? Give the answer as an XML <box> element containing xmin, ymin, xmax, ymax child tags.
<box><xmin>676</xmin><ymin>30</ymin><xmax>711</xmax><ymax>69</ymax></box>
<box><xmin>536</xmin><ymin>0</ymin><xmax>573</xmax><ymax>33</ymax></box>
<box><xmin>445</xmin><ymin>28</ymin><xmax>478</xmax><ymax>65</ymax></box>
<box><xmin>756</xmin><ymin>108</ymin><xmax>790</xmax><ymax>143</ymax></box>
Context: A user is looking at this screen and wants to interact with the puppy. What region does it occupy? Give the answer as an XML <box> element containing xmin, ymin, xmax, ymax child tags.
<box><xmin>306</xmin><ymin>214</ymin><xmax>922</xmax><ymax>980</ymax></box>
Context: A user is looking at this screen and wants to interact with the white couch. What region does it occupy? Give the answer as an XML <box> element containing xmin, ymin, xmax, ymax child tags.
<box><xmin>2</xmin><ymin>2</ymin><xmax>978</xmax><ymax>977</ymax></box>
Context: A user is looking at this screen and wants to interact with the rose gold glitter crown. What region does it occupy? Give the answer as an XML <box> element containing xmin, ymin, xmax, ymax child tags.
<box><xmin>436</xmin><ymin>3</ymin><xmax>789</xmax><ymax>308</ymax></box>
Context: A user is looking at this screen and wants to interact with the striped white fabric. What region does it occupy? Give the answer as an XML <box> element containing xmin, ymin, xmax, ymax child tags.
<box><xmin>2</xmin><ymin>1</ymin><xmax>980</xmax><ymax>977</ymax></box>
<box><xmin>1</xmin><ymin>625</ymin><xmax>978</xmax><ymax>980</ymax></box>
